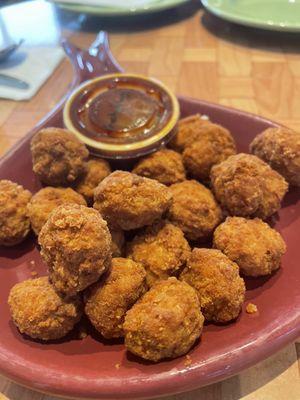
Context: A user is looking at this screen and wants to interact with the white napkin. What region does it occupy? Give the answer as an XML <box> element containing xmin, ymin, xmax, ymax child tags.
<box><xmin>0</xmin><ymin>46</ymin><xmax>64</xmax><ymax>101</ymax></box>
<box><xmin>52</xmin><ymin>0</ymin><xmax>161</xmax><ymax>9</ymax></box>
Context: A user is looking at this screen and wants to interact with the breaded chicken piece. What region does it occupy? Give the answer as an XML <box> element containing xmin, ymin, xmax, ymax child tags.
<box><xmin>210</xmin><ymin>153</ymin><xmax>288</xmax><ymax>220</ymax></box>
<box><xmin>31</xmin><ymin>127</ymin><xmax>89</xmax><ymax>186</ymax></box>
<box><xmin>27</xmin><ymin>187</ymin><xmax>86</xmax><ymax>235</ymax></box>
<box><xmin>124</xmin><ymin>277</ymin><xmax>204</xmax><ymax>362</ymax></box>
<box><xmin>182</xmin><ymin>124</ymin><xmax>236</xmax><ymax>182</ymax></box>
<box><xmin>169</xmin><ymin>114</ymin><xmax>211</xmax><ymax>152</ymax></box>
<box><xmin>127</xmin><ymin>221</ymin><xmax>191</xmax><ymax>287</ymax></box>
<box><xmin>180</xmin><ymin>248</ymin><xmax>245</xmax><ymax>323</ymax></box>
<box><xmin>94</xmin><ymin>171</ymin><xmax>172</xmax><ymax>231</ymax></box>
<box><xmin>132</xmin><ymin>149</ymin><xmax>186</xmax><ymax>186</ymax></box>
<box><xmin>167</xmin><ymin>180</ymin><xmax>222</xmax><ymax>241</ymax></box>
<box><xmin>75</xmin><ymin>158</ymin><xmax>111</xmax><ymax>204</ymax></box>
<box><xmin>213</xmin><ymin>217</ymin><xmax>286</xmax><ymax>276</ymax></box>
<box><xmin>110</xmin><ymin>228</ymin><xmax>125</xmax><ymax>257</ymax></box>
<box><xmin>0</xmin><ymin>180</ymin><xmax>32</xmax><ymax>246</ymax></box>
<box><xmin>85</xmin><ymin>258</ymin><xmax>147</xmax><ymax>339</ymax></box>
<box><xmin>8</xmin><ymin>277</ymin><xmax>82</xmax><ymax>340</ymax></box>
<box><xmin>250</xmin><ymin>127</ymin><xmax>300</xmax><ymax>187</ymax></box>
<box><xmin>39</xmin><ymin>204</ymin><xmax>111</xmax><ymax>297</ymax></box>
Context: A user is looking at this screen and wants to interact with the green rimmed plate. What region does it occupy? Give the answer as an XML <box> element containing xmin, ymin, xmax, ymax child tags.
<box><xmin>202</xmin><ymin>0</ymin><xmax>300</xmax><ymax>32</ymax></box>
<box><xmin>53</xmin><ymin>0</ymin><xmax>190</xmax><ymax>16</ymax></box>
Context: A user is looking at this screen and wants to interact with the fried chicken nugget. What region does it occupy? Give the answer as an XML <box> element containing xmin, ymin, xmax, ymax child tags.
<box><xmin>27</xmin><ymin>187</ymin><xmax>86</xmax><ymax>235</ymax></box>
<box><xmin>182</xmin><ymin>124</ymin><xmax>236</xmax><ymax>182</ymax></box>
<box><xmin>124</xmin><ymin>277</ymin><xmax>204</xmax><ymax>362</ymax></box>
<box><xmin>39</xmin><ymin>204</ymin><xmax>112</xmax><ymax>297</ymax></box>
<box><xmin>127</xmin><ymin>221</ymin><xmax>191</xmax><ymax>287</ymax></box>
<box><xmin>169</xmin><ymin>114</ymin><xmax>211</xmax><ymax>152</ymax></box>
<box><xmin>180</xmin><ymin>248</ymin><xmax>245</xmax><ymax>323</ymax></box>
<box><xmin>8</xmin><ymin>277</ymin><xmax>82</xmax><ymax>340</ymax></box>
<box><xmin>167</xmin><ymin>180</ymin><xmax>222</xmax><ymax>241</ymax></box>
<box><xmin>132</xmin><ymin>149</ymin><xmax>186</xmax><ymax>186</ymax></box>
<box><xmin>213</xmin><ymin>217</ymin><xmax>286</xmax><ymax>277</ymax></box>
<box><xmin>85</xmin><ymin>258</ymin><xmax>147</xmax><ymax>339</ymax></box>
<box><xmin>0</xmin><ymin>180</ymin><xmax>32</xmax><ymax>246</ymax></box>
<box><xmin>94</xmin><ymin>171</ymin><xmax>172</xmax><ymax>230</ymax></box>
<box><xmin>31</xmin><ymin>127</ymin><xmax>89</xmax><ymax>186</ymax></box>
<box><xmin>250</xmin><ymin>127</ymin><xmax>300</xmax><ymax>187</ymax></box>
<box><xmin>210</xmin><ymin>153</ymin><xmax>288</xmax><ymax>220</ymax></box>
<box><xmin>75</xmin><ymin>158</ymin><xmax>111</xmax><ymax>204</ymax></box>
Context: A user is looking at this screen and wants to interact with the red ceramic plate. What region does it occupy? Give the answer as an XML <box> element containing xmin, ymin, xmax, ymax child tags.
<box><xmin>0</xmin><ymin>32</ymin><xmax>299</xmax><ymax>400</ymax></box>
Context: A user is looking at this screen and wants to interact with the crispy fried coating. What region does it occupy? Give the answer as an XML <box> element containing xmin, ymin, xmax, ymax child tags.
<box><xmin>182</xmin><ymin>124</ymin><xmax>236</xmax><ymax>182</ymax></box>
<box><xmin>127</xmin><ymin>221</ymin><xmax>191</xmax><ymax>287</ymax></box>
<box><xmin>27</xmin><ymin>187</ymin><xmax>86</xmax><ymax>235</ymax></box>
<box><xmin>250</xmin><ymin>127</ymin><xmax>300</xmax><ymax>187</ymax></box>
<box><xmin>169</xmin><ymin>114</ymin><xmax>211</xmax><ymax>152</ymax></box>
<box><xmin>132</xmin><ymin>149</ymin><xmax>186</xmax><ymax>186</ymax></box>
<box><xmin>124</xmin><ymin>277</ymin><xmax>204</xmax><ymax>362</ymax></box>
<box><xmin>180</xmin><ymin>248</ymin><xmax>245</xmax><ymax>323</ymax></box>
<box><xmin>75</xmin><ymin>158</ymin><xmax>111</xmax><ymax>204</ymax></box>
<box><xmin>110</xmin><ymin>228</ymin><xmax>125</xmax><ymax>257</ymax></box>
<box><xmin>0</xmin><ymin>180</ymin><xmax>32</xmax><ymax>246</ymax></box>
<box><xmin>167</xmin><ymin>180</ymin><xmax>222</xmax><ymax>241</ymax></box>
<box><xmin>39</xmin><ymin>204</ymin><xmax>112</xmax><ymax>297</ymax></box>
<box><xmin>246</xmin><ymin>303</ymin><xmax>258</xmax><ymax>314</ymax></box>
<box><xmin>8</xmin><ymin>277</ymin><xmax>82</xmax><ymax>340</ymax></box>
<box><xmin>94</xmin><ymin>171</ymin><xmax>172</xmax><ymax>230</ymax></box>
<box><xmin>213</xmin><ymin>217</ymin><xmax>286</xmax><ymax>277</ymax></box>
<box><xmin>210</xmin><ymin>153</ymin><xmax>288</xmax><ymax>220</ymax></box>
<box><xmin>85</xmin><ymin>258</ymin><xmax>147</xmax><ymax>339</ymax></box>
<box><xmin>31</xmin><ymin>128</ymin><xmax>89</xmax><ymax>186</ymax></box>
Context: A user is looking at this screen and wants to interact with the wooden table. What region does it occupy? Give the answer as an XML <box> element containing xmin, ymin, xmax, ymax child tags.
<box><xmin>0</xmin><ymin>1</ymin><xmax>299</xmax><ymax>399</ymax></box>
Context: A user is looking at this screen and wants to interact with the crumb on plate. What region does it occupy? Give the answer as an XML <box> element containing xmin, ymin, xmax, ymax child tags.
<box><xmin>78</xmin><ymin>329</ymin><xmax>88</xmax><ymax>340</ymax></box>
<box><xmin>246</xmin><ymin>303</ymin><xmax>258</xmax><ymax>314</ymax></box>
<box><xmin>184</xmin><ymin>355</ymin><xmax>192</xmax><ymax>367</ymax></box>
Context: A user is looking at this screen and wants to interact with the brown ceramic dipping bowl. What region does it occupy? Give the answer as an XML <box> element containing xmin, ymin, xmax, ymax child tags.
<box><xmin>63</xmin><ymin>73</ymin><xmax>179</xmax><ymax>159</ymax></box>
<box><xmin>0</xmin><ymin>32</ymin><xmax>299</xmax><ymax>400</ymax></box>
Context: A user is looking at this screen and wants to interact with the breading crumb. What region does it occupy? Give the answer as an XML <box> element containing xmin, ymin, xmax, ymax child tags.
<box><xmin>246</xmin><ymin>303</ymin><xmax>258</xmax><ymax>314</ymax></box>
<box><xmin>78</xmin><ymin>328</ymin><xmax>88</xmax><ymax>339</ymax></box>
<box><xmin>115</xmin><ymin>363</ymin><xmax>121</xmax><ymax>370</ymax></box>
<box><xmin>29</xmin><ymin>260</ymin><xmax>35</xmax><ymax>267</ymax></box>
<box><xmin>184</xmin><ymin>355</ymin><xmax>192</xmax><ymax>367</ymax></box>
<box><xmin>30</xmin><ymin>271</ymin><xmax>38</xmax><ymax>277</ymax></box>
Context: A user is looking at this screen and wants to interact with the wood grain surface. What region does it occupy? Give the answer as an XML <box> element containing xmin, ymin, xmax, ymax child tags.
<box><xmin>0</xmin><ymin>1</ymin><xmax>299</xmax><ymax>399</ymax></box>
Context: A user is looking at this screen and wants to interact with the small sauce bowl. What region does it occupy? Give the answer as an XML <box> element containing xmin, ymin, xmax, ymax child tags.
<box><xmin>63</xmin><ymin>73</ymin><xmax>180</xmax><ymax>159</ymax></box>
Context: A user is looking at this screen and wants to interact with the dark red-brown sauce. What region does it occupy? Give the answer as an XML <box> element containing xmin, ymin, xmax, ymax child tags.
<box><xmin>70</xmin><ymin>76</ymin><xmax>173</xmax><ymax>144</ymax></box>
<box><xmin>89</xmin><ymin>88</ymin><xmax>159</xmax><ymax>135</ymax></box>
